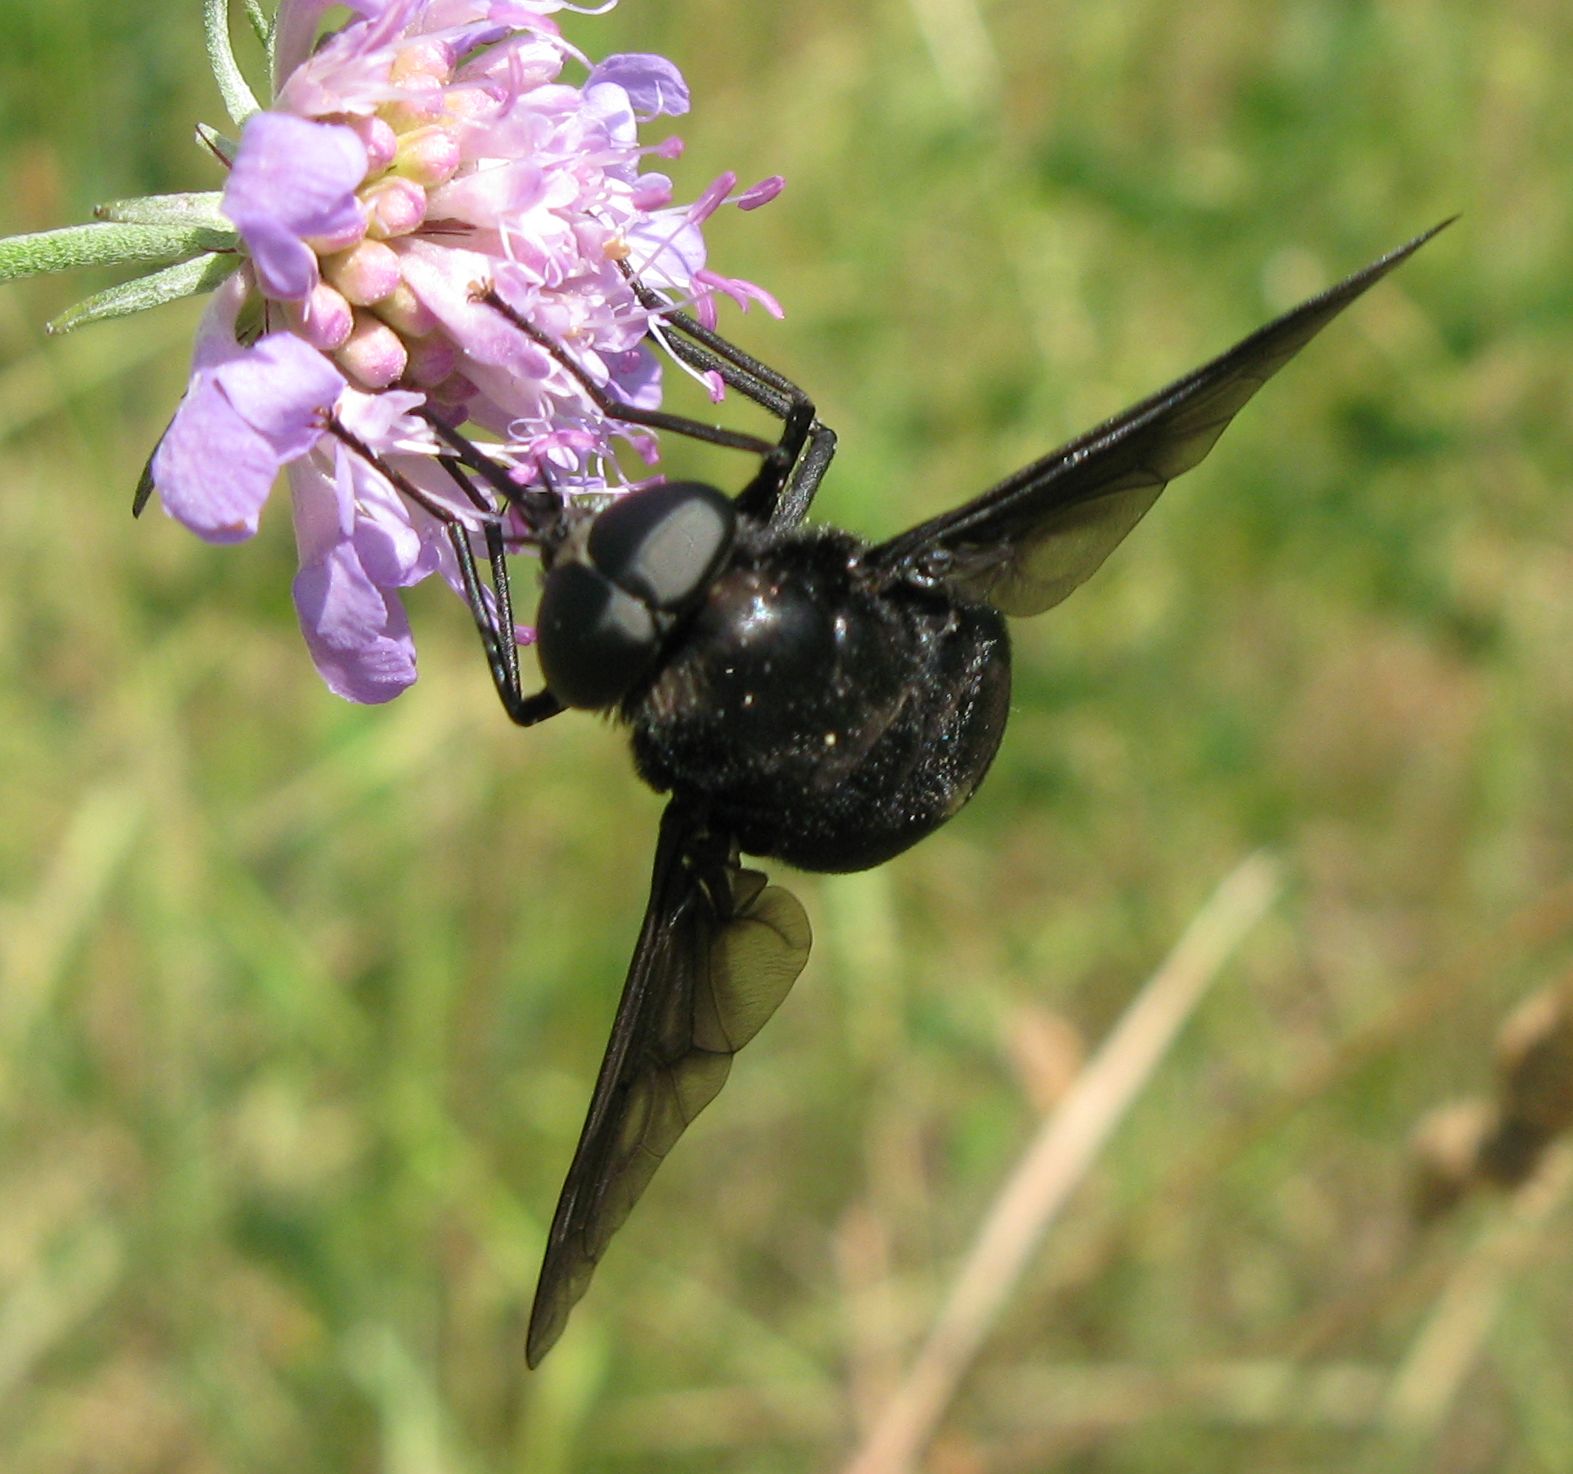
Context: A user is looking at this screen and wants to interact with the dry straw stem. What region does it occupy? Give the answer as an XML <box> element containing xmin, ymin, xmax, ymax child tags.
<box><xmin>840</xmin><ymin>852</ymin><xmax>1283</xmax><ymax>1474</ymax></box>
<box><xmin>1383</xmin><ymin>1143</ymin><xmax>1573</xmax><ymax>1441</ymax></box>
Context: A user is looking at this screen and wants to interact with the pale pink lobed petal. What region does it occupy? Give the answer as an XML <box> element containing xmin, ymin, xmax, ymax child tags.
<box><xmin>584</xmin><ymin>53</ymin><xmax>690</xmax><ymax>118</ymax></box>
<box><xmin>175</xmin><ymin>0</ymin><xmax>785</xmax><ymax>703</ymax></box>
<box><xmin>224</xmin><ymin>114</ymin><xmax>369</xmax><ymax>300</ymax></box>
<box><xmin>155</xmin><ymin>311</ymin><xmax>345</xmax><ymax>543</ymax></box>
<box><xmin>292</xmin><ymin>540</ymin><xmax>419</xmax><ymax>703</ymax></box>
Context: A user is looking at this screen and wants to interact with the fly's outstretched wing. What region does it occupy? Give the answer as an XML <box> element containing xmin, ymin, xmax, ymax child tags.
<box><xmin>525</xmin><ymin>800</ymin><xmax>812</xmax><ymax>1367</ymax></box>
<box><xmin>870</xmin><ymin>220</ymin><xmax>1451</xmax><ymax>616</ymax></box>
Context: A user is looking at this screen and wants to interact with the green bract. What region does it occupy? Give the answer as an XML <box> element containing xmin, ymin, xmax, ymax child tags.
<box><xmin>0</xmin><ymin>0</ymin><xmax>261</xmax><ymax>333</ymax></box>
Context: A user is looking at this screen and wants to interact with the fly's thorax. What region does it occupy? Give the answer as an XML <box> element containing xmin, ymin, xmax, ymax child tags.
<box><xmin>625</xmin><ymin>524</ymin><xmax>1013</xmax><ymax>872</ymax></box>
<box><xmin>627</xmin><ymin>525</ymin><xmax>909</xmax><ymax>746</ymax></box>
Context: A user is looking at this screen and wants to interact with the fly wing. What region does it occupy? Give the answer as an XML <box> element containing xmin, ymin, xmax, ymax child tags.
<box><xmin>869</xmin><ymin>221</ymin><xmax>1451</xmax><ymax>617</ymax></box>
<box><xmin>525</xmin><ymin>799</ymin><xmax>812</xmax><ymax>1367</ymax></box>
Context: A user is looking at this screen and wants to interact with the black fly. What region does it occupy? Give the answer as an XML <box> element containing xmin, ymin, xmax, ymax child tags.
<box><xmin>419</xmin><ymin>220</ymin><xmax>1449</xmax><ymax>1364</ymax></box>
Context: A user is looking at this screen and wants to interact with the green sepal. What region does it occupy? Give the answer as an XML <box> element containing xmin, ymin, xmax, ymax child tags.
<box><xmin>95</xmin><ymin>192</ymin><xmax>231</xmax><ymax>233</ymax></box>
<box><xmin>47</xmin><ymin>252</ymin><xmax>241</xmax><ymax>335</ymax></box>
<box><xmin>195</xmin><ymin>123</ymin><xmax>239</xmax><ymax>168</ymax></box>
<box><xmin>234</xmin><ymin>288</ymin><xmax>267</xmax><ymax>345</ymax></box>
<box><xmin>131</xmin><ymin>434</ymin><xmax>164</xmax><ymax>519</ymax></box>
<box><xmin>0</xmin><ymin>220</ymin><xmax>235</xmax><ymax>285</ymax></box>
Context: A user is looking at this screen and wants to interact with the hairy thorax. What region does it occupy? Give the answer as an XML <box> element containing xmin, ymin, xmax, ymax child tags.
<box><xmin>625</xmin><ymin>524</ymin><xmax>1012</xmax><ymax>872</ymax></box>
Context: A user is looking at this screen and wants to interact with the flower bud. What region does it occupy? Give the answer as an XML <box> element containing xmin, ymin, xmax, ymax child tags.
<box><xmin>350</xmin><ymin>114</ymin><xmax>400</xmax><ymax>174</ymax></box>
<box><xmin>303</xmin><ymin>197</ymin><xmax>368</xmax><ymax>256</ymax></box>
<box><xmin>393</xmin><ymin>126</ymin><xmax>463</xmax><ymax>188</ymax></box>
<box><xmin>380</xmin><ymin>76</ymin><xmax>445</xmax><ymax>132</ymax></box>
<box><xmin>286</xmin><ymin>281</ymin><xmax>354</xmax><ymax>350</ymax></box>
<box><xmin>362</xmin><ymin>176</ymin><xmax>429</xmax><ymax>239</ymax></box>
<box><xmin>323</xmin><ymin>239</ymin><xmax>402</xmax><ymax>306</ymax></box>
<box><xmin>335</xmin><ymin>312</ymin><xmax>408</xmax><ymax>389</ymax></box>
<box><xmin>405</xmin><ymin>336</ymin><xmax>458</xmax><ymax>386</ymax></box>
<box><xmin>392</xmin><ymin>39</ymin><xmax>455</xmax><ymax>86</ymax></box>
<box><xmin>442</xmin><ymin>85</ymin><xmax>504</xmax><ymax>125</ymax></box>
<box><xmin>371</xmin><ymin>278</ymin><xmax>438</xmax><ymax>337</ymax></box>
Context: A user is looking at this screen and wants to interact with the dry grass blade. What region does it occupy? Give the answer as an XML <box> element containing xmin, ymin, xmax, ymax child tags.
<box><xmin>840</xmin><ymin>853</ymin><xmax>1283</xmax><ymax>1474</ymax></box>
<box><xmin>1383</xmin><ymin>1145</ymin><xmax>1573</xmax><ymax>1441</ymax></box>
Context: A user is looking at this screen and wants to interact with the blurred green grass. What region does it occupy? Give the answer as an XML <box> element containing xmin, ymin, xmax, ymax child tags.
<box><xmin>1</xmin><ymin>1</ymin><xmax>1571</xmax><ymax>1471</ymax></box>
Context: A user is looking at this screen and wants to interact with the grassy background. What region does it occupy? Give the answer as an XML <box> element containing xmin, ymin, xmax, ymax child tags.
<box><xmin>2</xmin><ymin>1</ymin><xmax>1570</xmax><ymax>1471</ymax></box>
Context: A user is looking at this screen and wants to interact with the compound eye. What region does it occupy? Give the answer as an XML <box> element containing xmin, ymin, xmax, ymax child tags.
<box><xmin>536</xmin><ymin>563</ymin><xmax>659</xmax><ymax>710</ymax></box>
<box><xmin>589</xmin><ymin>481</ymin><xmax>736</xmax><ymax>611</ymax></box>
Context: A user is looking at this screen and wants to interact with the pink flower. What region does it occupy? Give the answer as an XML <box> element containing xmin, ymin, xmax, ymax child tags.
<box><xmin>153</xmin><ymin>0</ymin><xmax>784</xmax><ymax>701</ymax></box>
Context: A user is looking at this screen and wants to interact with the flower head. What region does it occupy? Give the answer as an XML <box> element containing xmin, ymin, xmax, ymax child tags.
<box><xmin>137</xmin><ymin>0</ymin><xmax>783</xmax><ymax>700</ymax></box>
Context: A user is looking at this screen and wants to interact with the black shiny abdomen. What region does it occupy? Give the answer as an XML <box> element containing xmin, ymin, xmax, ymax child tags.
<box><xmin>625</xmin><ymin>524</ymin><xmax>1012</xmax><ymax>872</ymax></box>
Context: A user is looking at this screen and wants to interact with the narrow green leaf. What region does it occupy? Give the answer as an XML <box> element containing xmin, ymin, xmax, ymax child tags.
<box><xmin>0</xmin><ymin>222</ymin><xmax>234</xmax><ymax>283</ymax></box>
<box><xmin>243</xmin><ymin>0</ymin><xmax>271</xmax><ymax>48</ymax></box>
<box><xmin>47</xmin><ymin>253</ymin><xmax>241</xmax><ymax>335</ymax></box>
<box><xmin>204</xmin><ymin>0</ymin><xmax>262</xmax><ymax>126</ymax></box>
<box><xmin>95</xmin><ymin>193</ymin><xmax>232</xmax><ymax>234</ymax></box>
